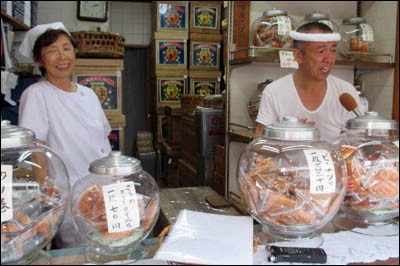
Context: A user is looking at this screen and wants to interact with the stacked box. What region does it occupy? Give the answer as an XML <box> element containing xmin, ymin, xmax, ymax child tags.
<box><xmin>72</xmin><ymin>59</ymin><xmax>126</xmax><ymax>152</ymax></box>
<box><xmin>189</xmin><ymin>70</ymin><xmax>221</xmax><ymax>95</ymax></box>
<box><xmin>189</xmin><ymin>1</ymin><xmax>222</xmax><ymax>34</ymax></box>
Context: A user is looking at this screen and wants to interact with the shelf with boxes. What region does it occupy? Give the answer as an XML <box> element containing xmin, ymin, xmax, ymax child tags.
<box><xmin>72</xmin><ymin>58</ymin><xmax>126</xmax><ymax>152</ymax></box>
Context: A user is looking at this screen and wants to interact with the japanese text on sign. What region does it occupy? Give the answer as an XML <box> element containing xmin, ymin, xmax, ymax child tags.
<box><xmin>1</xmin><ymin>165</ymin><xmax>13</xmax><ymax>222</ymax></box>
<box><xmin>360</xmin><ymin>23</ymin><xmax>374</xmax><ymax>42</ymax></box>
<box><xmin>279</xmin><ymin>50</ymin><xmax>298</xmax><ymax>69</ymax></box>
<box><xmin>304</xmin><ymin>149</ymin><xmax>336</xmax><ymax>194</ymax></box>
<box><xmin>103</xmin><ymin>182</ymin><xmax>140</xmax><ymax>233</ymax></box>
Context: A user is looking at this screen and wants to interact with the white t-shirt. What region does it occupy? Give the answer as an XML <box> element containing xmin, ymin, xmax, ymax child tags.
<box><xmin>19</xmin><ymin>80</ymin><xmax>112</xmax><ymax>247</ymax></box>
<box><xmin>256</xmin><ymin>74</ymin><xmax>361</xmax><ymax>141</ymax></box>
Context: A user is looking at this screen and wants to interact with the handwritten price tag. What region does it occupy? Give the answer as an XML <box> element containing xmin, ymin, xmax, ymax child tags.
<box><xmin>279</xmin><ymin>50</ymin><xmax>298</xmax><ymax>69</ymax></box>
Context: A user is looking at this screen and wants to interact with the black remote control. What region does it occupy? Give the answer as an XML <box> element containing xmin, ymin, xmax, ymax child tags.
<box><xmin>266</xmin><ymin>245</ymin><xmax>327</xmax><ymax>263</ymax></box>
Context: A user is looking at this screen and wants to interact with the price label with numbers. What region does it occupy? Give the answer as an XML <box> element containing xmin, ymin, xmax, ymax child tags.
<box><xmin>1</xmin><ymin>165</ymin><xmax>13</xmax><ymax>222</ymax></box>
<box><xmin>304</xmin><ymin>149</ymin><xmax>336</xmax><ymax>194</ymax></box>
<box><xmin>103</xmin><ymin>182</ymin><xmax>140</xmax><ymax>233</ymax></box>
<box><xmin>360</xmin><ymin>23</ymin><xmax>374</xmax><ymax>42</ymax></box>
<box><xmin>279</xmin><ymin>50</ymin><xmax>298</xmax><ymax>69</ymax></box>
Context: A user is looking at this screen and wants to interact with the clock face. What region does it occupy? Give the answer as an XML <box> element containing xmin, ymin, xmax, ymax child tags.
<box><xmin>78</xmin><ymin>1</ymin><xmax>108</xmax><ymax>22</ymax></box>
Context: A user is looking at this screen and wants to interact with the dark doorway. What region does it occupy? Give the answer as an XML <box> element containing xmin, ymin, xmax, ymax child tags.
<box><xmin>122</xmin><ymin>47</ymin><xmax>150</xmax><ymax>157</ymax></box>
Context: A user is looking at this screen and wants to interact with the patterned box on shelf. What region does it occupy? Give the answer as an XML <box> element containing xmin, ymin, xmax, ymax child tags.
<box><xmin>156</xmin><ymin>76</ymin><xmax>188</xmax><ymax>106</ymax></box>
<box><xmin>73</xmin><ymin>59</ymin><xmax>124</xmax><ymax>117</ymax></box>
<box><xmin>154</xmin><ymin>69</ymin><xmax>189</xmax><ymax>78</ymax></box>
<box><xmin>189</xmin><ymin>71</ymin><xmax>221</xmax><ymax>95</ymax></box>
<box><xmin>154</xmin><ymin>39</ymin><xmax>187</xmax><ymax>71</ymax></box>
<box><xmin>154</xmin><ymin>1</ymin><xmax>188</xmax><ymax>33</ymax></box>
<box><xmin>189</xmin><ymin>1</ymin><xmax>221</xmax><ymax>34</ymax></box>
<box><xmin>107</xmin><ymin>113</ymin><xmax>126</xmax><ymax>128</ymax></box>
<box><xmin>189</xmin><ymin>41</ymin><xmax>220</xmax><ymax>71</ymax></box>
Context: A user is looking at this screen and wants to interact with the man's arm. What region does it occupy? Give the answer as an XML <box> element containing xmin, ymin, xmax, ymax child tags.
<box><xmin>254</xmin><ymin>122</ymin><xmax>265</xmax><ymax>139</ymax></box>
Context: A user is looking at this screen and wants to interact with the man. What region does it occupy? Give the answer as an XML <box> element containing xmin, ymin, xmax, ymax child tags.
<box><xmin>254</xmin><ymin>22</ymin><xmax>361</xmax><ymax>140</ymax></box>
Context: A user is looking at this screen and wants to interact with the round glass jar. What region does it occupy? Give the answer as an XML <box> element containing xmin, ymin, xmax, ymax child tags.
<box><xmin>251</xmin><ymin>8</ymin><xmax>297</xmax><ymax>48</ymax></box>
<box><xmin>331</xmin><ymin>112</ymin><xmax>399</xmax><ymax>223</ymax></box>
<box><xmin>299</xmin><ymin>10</ymin><xmax>339</xmax><ymax>32</ymax></box>
<box><xmin>237</xmin><ymin>117</ymin><xmax>346</xmax><ymax>240</ymax></box>
<box><xmin>248</xmin><ymin>79</ymin><xmax>273</xmax><ymax>121</ymax></box>
<box><xmin>1</xmin><ymin>121</ymin><xmax>70</xmax><ymax>265</ymax></box>
<box><xmin>339</xmin><ymin>16</ymin><xmax>374</xmax><ymax>53</ymax></box>
<box><xmin>70</xmin><ymin>151</ymin><xmax>160</xmax><ymax>263</ymax></box>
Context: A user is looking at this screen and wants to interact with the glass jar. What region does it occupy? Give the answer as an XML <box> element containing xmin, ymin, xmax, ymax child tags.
<box><xmin>251</xmin><ymin>8</ymin><xmax>297</xmax><ymax>48</ymax></box>
<box><xmin>1</xmin><ymin>121</ymin><xmax>70</xmax><ymax>265</ymax></box>
<box><xmin>237</xmin><ymin>117</ymin><xmax>346</xmax><ymax>241</ymax></box>
<box><xmin>331</xmin><ymin>112</ymin><xmax>399</xmax><ymax>224</ymax></box>
<box><xmin>339</xmin><ymin>16</ymin><xmax>374</xmax><ymax>53</ymax></box>
<box><xmin>247</xmin><ymin>79</ymin><xmax>273</xmax><ymax>121</ymax></box>
<box><xmin>300</xmin><ymin>10</ymin><xmax>339</xmax><ymax>32</ymax></box>
<box><xmin>70</xmin><ymin>151</ymin><xmax>160</xmax><ymax>263</ymax></box>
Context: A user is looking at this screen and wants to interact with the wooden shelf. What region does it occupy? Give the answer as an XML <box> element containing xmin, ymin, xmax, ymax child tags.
<box><xmin>230</xmin><ymin>47</ymin><xmax>395</xmax><ymax>69</ymax></box>
<box><xmin>1</xmin><ymin>11</ymin><xmax>30</xmax><ymax>31</ymax></box>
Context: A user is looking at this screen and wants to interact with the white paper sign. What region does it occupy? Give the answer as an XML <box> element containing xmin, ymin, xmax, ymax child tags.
<box><xmin>303</xmin><ymin>149</ymin><xmax>336</xmax><ymax>194</ymax></box>
<box><xmin>279</xmin><ymin>50</ymin><xmax>298</xmax><ymax>69</ymax></box>
<box><xmin>360</xmin><ymin>23</ymin><xmax>374</xmax><ymax>42</ymax></box>
<box><xmin>102</xmin><ymin>182</ymin><xmax>140</xmax><ymax>233</ymax></box>
<box><xmin>277</xmin><ymin>16</ymin><xmax>292</xmax><ymax>35</ymax></box>
<box><xmin>1</xmin><ymin>165</ymin><xmax>13</xmax><ymax>222</ymax></box>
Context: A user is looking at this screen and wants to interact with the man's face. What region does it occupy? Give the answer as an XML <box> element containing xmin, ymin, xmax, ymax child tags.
<box><xmin>295</xmin><ymin>41</ymin><xmax>337</xmax><ymax>82</ymax></box>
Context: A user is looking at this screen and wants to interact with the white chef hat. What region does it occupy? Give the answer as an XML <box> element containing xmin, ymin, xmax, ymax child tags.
<box><xmin>19</xmin><ymin>22</ymin><xmax>70</xmax><ymax>58</ymax></box>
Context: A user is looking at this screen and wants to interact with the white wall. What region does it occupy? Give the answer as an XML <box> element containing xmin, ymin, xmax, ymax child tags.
<box><xmin>13</xmin><ymin>1</ymin><xmax>152</xmax><ymax>65</ymax></box>
<box><xmin>359</xmin><ymin>1</ymin><xmax>397</xmax><ymax>119</ymax></box>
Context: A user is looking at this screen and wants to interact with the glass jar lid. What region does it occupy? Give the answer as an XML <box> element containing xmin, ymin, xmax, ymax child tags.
<box><xmin>1</xmin><ymin>120</ymin><xmax>36</xmax><ymax>149</ymax></box>
<box><xmin>262</xmin><ymin>8</ymin><xmax>287</xmax><ymax>17</ymax></box>
<box><xmin>263</xmin><ymin>116</ymin><xmax>320</xmax><ymax>141</ymax></box>
<box><xmin>305</xmin><ymin>10</ymin><xmax>330</xmax><ymax>21</ymax></box>
<box><xmin>89</xmin><ymin>151</ymin><xmax>142</xmax><ymax>176</ymax></box>
<box><xmin>345</xmin><ymin>111</ymin><xmax>398</xmax><ymax>130</ymax></box>
<box><xmin>342</xmin><ymin>16</ymin><xmax>366</xmax><ymax>25</ymax></box>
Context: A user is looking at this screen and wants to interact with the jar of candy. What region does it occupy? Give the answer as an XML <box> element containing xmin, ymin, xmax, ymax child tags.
<box><xmin>251</xmin><ymin>8</ymin><xmax>297</xmax><ymax>48</ymax></box>
<box><xmin>237</xmin><ymin>117</ymin><xmax>346</xmax><ymax>241</ymax></box>
<box><xmin>331</xmin><ymin>111</ymin><xmax>399</xmax><ymax>224</ymax></box>
<box><xmin>300</xmin><ymin>10</ymin><xmax>339</xmax><ymax>32</ymax></box>
<box><xmin>70</xmin><ymin>151</ymin><xmax>160</xmax><ymax>263</ymax></box>
<box><xmin>339</xmin><ymin>16</ymin><xmax>374</xmax><ymax>53</ymax></box>
<box><xmin>1</xmin><ymin>121</ymin><xmax>69</xmax><ymax>265</ymax></box>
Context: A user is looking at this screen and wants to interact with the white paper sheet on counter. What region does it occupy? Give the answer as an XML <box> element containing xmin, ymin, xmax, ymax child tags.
<box><xmin>154</xmin><ymin>209</ymin><xmax>254</xmax><ymax>265</ymax></box>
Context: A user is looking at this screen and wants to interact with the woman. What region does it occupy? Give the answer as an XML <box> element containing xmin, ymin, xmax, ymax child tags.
<box><xmin>18</xmin><ymin>22</ymin><xmax>112</xmax><ymax>248</ymax></box>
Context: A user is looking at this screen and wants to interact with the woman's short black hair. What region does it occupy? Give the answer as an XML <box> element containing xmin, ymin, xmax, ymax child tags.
<box><xmin>32</xmin><ymin>29</ymin><xmax>77</xmax><ymax>76</ymax></box>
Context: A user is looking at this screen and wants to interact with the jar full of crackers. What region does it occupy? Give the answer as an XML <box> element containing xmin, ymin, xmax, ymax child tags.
<box><xmin>237</xmin><ymin>117</ymin><xmax>346</xmax><ymax>239</ymax></box>
<box><xmin>251</xmin><ymin>8</ymin><xmax>297</xmax><ymax>49</ymax></box>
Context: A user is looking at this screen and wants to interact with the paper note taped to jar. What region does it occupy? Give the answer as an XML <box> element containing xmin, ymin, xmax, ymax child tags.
<box><xmin>303</xmin><ymin>149</ymin><xmax>336</xmax><ymax>194</ymax></box>
<box><xmin>1</xmin><ymin>165</ymin><xmax>13</xmax><ymax>222</ymax></box>
<box><xmin>102</xmin><ymin>182</ymin><xmax>140</xmax><ymax>233</ymax></box>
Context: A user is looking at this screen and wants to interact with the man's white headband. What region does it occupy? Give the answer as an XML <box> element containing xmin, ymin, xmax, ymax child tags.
<box><xmin>289</xmin><ymin>31</ymin><xmax>341</xmax><ymax>42</ymax></box>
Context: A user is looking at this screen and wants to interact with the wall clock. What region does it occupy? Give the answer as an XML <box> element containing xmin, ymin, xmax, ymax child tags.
<box><xmin>77</xmin><ymin>1</ymin><xmax>108</xmax><ymax>22</ymax></box>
